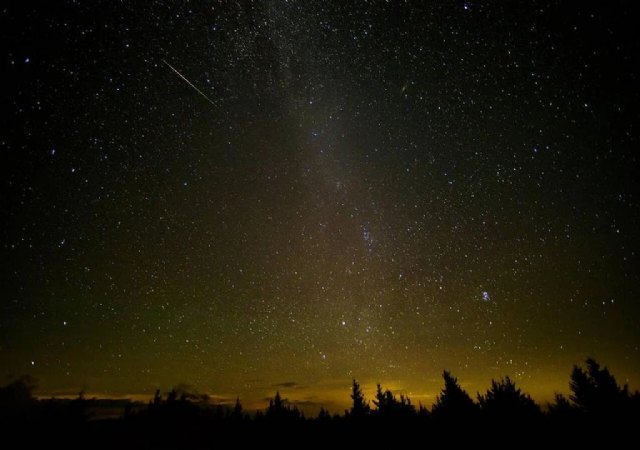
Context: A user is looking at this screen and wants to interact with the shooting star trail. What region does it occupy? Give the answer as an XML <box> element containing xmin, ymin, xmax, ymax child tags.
<box><xmin>162</xmin><ymin>59</ymin><xmax>216</xmax><ymax>106</ymax></box>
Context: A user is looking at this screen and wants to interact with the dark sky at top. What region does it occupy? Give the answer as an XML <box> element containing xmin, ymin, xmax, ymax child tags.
<box><xmin>1</xmin><ymin>1</ymin><xmax>639</xmax><ymax>410</ymax></box>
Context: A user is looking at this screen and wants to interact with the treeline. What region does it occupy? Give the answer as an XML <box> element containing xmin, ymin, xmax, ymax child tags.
<box><xmin>138</xmin><ymin>357</ymin><xmax>639</xmax><ymax>422</ymax></box>
<box><xmin>1</xmin><ymin>358</ymin><xmax>639</xmax><ymax>446</ymax></box>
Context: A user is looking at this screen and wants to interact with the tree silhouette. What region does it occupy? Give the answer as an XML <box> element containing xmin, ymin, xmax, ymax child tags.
<box><xmin>432</xmin><ymin>370</ymin><xmax>478</xmax><ymax>420</ymax></box>
<box><xmin>0</xmin><ymin>375</ymin><xmax>36</xmax><ymax>405</ymax></box>
<box><xmin>372</xmin><ymin>384</ymin><xmax>415</xmax><ymax>419</ymax></box>
<box><xmin>151</xmin><ymin>389</ymin><xmax>162</xmax><ymax>409</ymax></box>
<box><xmin>230</xmin><ymin>396</ymin><xmax>244</xmax><ymax>420</ymax></box>
<box><xmin>68</xmin><ymin>389</ymin><xmax>91</xmax><ymax>423</ymax></box>
<box><xmin>166</xmin><ymin>388</ymin><xmax>178</xmax><ymax>404</ymax></box>
<box><xmin>349</xmin><ymin>379</ymin><xmax>370</xmax><ymax>418</ymax></box>
<box><xmin>569</xmin><ymin>357</ymin><xmax>628</xmax><ymax>416</ymax></box>
<box><xmin>478</xmin><ymin>376</ymin><xmax>540</xmax><ymax>420</ymax></box>
<box><xmin>397</xmin><ymin>394</ymin><xmax>415</xmax><ymax>417</ymax></box>
<box><xmin>267</xmin><ymin>391</ymin><xmax>283</xmax><ymax>417</ymax></box>
<box><xmin>0</xmin><ymin>375</ymin><xmax>37</xmax><ymax>419</ymax></box>
<box><xmin>266</xmin><ymin>391</ymin><xmax>302</xmax><ymax>421</ymax></box>
<box><xmin>548</xmin><ymin>392</ymin><xmax>579</xmax><ymax>421</ymax></box>
<box><xmin>373</xmin><ymin>383</ymin><xmax>389</xmax><ymax>413</ymax></box>
<box><xmin>317</xmin><ymin>407</ymin><xmax>331</xmax><ymax>422</ymax></box>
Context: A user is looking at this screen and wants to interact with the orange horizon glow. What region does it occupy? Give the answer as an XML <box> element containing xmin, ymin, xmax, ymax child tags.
<box><xmin>32</xmin><ymin>359</ymin><xmax>639</xmax><ymax>415</ymax></box>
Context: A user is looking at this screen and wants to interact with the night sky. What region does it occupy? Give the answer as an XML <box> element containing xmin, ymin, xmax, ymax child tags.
<box><xmin>2</xmin><ymin>1</ymin><xmax>639</xmax><ymax>412</ymax></box>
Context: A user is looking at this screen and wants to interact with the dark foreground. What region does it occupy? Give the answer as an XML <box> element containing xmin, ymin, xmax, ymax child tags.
<box><xmin>1</xmin><ymin>358</ymin><xmax>639</xmax><ymax>448</ymax></box>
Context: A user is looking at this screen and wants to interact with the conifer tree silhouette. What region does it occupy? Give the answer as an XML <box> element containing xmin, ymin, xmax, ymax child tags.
<box><xmin>372</xmin><ymin>384</ymin><xmax>415</xmax><ymax>418</ymax></box>
<box><xmin>478</xmin><ymin>376</ymin><xmax>540</xmax><ymax>420</ymax></box>
<box><xmin>569</xmin><ymin>357</ymin><xmax>628</xmax><ymax>416</ymax></box>
<box><xmin>231</xmin><ymin>396</ymin><xmax>243</xmax><ymax>420</ymax></box>
<box><xmin>349</xmin><ymin>379</ymin><xmax>370</xmax><ymax>418</ymax></box>
<box><xmin>432</xmin><ymin>370</ymin><xmax>478</xmax><ymax>420</ymax></box>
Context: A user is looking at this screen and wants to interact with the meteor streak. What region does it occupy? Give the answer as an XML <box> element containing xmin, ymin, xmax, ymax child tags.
<box><xmin>162</xmin><ymin>59</ymin><xmax>215</xmax><ymax>106</ymax></box>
